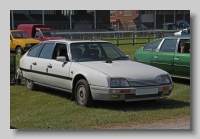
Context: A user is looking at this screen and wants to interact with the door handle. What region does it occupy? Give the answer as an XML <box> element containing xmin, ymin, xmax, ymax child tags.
<box><xmin>32</xmin><ymin>62</ymin><xmax>37</xmax><ymax>65</ymax></box>
<box><xmin>174</xmin><ymin>57</ymin><xmax>180</xmax><ymax>61</ymax></box>
<box><xmin>154</xmin><ymin>56</ymin><xmax>159</xmax><ymax>59</ymax></box>
<box><xmin>47</xmin><ymin>63</ymin><xmax>52</xmax><ymax>68</ymax></box>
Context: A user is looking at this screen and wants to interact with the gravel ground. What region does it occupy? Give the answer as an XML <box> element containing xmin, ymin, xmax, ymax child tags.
<box><xmin>105</xmin><ymin>117</ymin><xmax>190</xmax><ymax>130</ymax></box>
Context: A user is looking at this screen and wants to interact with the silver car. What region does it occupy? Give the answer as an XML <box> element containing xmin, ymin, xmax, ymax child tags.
<box><xmin>19</xmin><ymin>39</ymin><xmax>174</xmax><ymax>107</ymax></box>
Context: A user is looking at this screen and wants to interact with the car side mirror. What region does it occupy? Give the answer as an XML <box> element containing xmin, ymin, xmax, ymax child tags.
<box><xmin>56</xmin><ymin>56</ymin><xmax>66</xmax><ymax>63</ymax></box>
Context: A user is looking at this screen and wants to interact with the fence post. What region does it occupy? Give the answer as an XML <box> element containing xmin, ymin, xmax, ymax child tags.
<box><xmin>148</xmin><ymin>32</ymin><xmax>150</xmax><ymax>43</ymax></box>
<box><xmin>132</xmin><ymin>33</ymin><xmax>135</xmax><ymax>46</ymax></box>
<box><xmin>100</xmin><ymin>34</ymin><xmax>102</xmax><ymax>40</ymax></box>
<box><xmin>116</xmin><ymin>33</ymin><xmax>119</xmax><ymax>47</ymax></box>
<box><xmin>92</xmin><ymin>33</ymin><xmax>95</xmax><ymax>40</ymax></box>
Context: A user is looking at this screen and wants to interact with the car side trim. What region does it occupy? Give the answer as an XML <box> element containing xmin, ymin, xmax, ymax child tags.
<box><xmin>135</xmin><ymin>60</ymin><xmax>151</xmax><ymax>64</ymax></box>
<box><xmin>20</xmin><ymin>67</ymin><xmax>73</xmax><ymax>80</ymax></box>
<box><xmin>173</xmin><ymin>64</ymin><xmax>190</xmax><ymax>68</ymax></box>
<box><xmin>34</xmin><ymin>81</ymin><xmax>72</xmax><ymax>93</ymax></box>
<box><xmin>151</xmin><ymin>62</ymin><xmax>173</xmax><ymax>66</ymax></box>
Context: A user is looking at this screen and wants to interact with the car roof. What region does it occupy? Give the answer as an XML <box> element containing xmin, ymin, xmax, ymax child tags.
<box><xmin>42</xmin><ymin>39</ymin><xmax>109</xmax><ymax>43</ymax></box>
<box><xmin>164</xmin><ymin>35</ymin><xmax>190</xmax><ymax>39</ymax></box>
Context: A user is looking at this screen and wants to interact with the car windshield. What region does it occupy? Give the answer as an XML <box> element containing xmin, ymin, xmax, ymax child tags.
<box><xmin>41</xmin><ymin>30</ymin><xmax>58</xmax><ymax>37</ymax></box>
<box><xmin>70</xmin><ymin>42</ymin><xmax>128</xmax><ymax>62</ymax></box>
<box><xmin>11</xmin><ymin>31</ymin><xmax>32</xmax><ymax>38</ymax></box>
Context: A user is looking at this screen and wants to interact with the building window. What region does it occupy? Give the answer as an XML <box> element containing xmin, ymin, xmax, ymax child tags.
<box><xmin>124</xmin><ymin>10</ymin><xmax>132</xmax><ymax>16</ymax></box>
<box><xmin>120</xmin><ymin>10</ymin><xmax>122</xmax><ymax>14</ymax></box>
<box><xmin>110</xmin><ymin>10</ymin><xmax>115</xmax><ymax>17</ymax></box>
<box><xmin>129</xmin><ymin>21</ymin><xmax>133</xmax><ymax>26</ymax></box>
<box><xmin>110</xmin><ymin>13</ymin><xmax>115</xmax><ymax>17</ymax></box>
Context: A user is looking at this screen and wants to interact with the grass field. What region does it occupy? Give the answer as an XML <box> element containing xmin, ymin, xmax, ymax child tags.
<box><xmin>10</xmin><ymin>40</ymin><xmax>190</xmax><ymax>129</ymax></box>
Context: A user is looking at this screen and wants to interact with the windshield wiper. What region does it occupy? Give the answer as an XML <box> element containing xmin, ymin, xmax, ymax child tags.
<box><xmin>112</xmin><ymin>56</ymin><xmax>128</xmax><ymax>60</ymax></box>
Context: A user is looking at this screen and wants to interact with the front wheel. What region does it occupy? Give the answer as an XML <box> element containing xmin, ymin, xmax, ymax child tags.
<box><xmin>25</xmin><ymin>78</ymin><xmax>38</xmax><ymax>90</ymax></box>
<box><xmin>16</xmin><ymin>47</ymin><xmax>23</xmax><ymax>55</ymax></box>
<box><xmin>75</xmin><ymin>79</ymin><xmax>94</xmax><ymax>107</ymax></box>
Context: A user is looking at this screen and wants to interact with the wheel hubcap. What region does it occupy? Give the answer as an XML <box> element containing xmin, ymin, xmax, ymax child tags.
<box><xmin>17</xmin><ymin>49</ymin><xmax>21</xmax><ymax>55</ymax></box>
<box><xmin>77</xmin><ymin>85</ymin><xmax>86</xmax><ymax>104</ymax></box>
<box><xmin>26</xmin><ymin>79</ymin><xmax>32</xmax><ymax>88</ymax></box>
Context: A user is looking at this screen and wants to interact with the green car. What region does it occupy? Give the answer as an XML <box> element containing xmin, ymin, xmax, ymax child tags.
<box><xmin>134</xmin><ymin>36</ymin><xmax>190</xmax><ymax>79</ymax></box>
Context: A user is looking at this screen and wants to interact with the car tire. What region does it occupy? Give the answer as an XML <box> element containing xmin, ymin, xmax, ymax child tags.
<box><xmin>16</xmin><ymin>47</ymin><xmax>23</xmax><ymax>55</ymax></box>
<box><xmin>25</xmin><ymin>78</ymin><xmax>38</xmax><ymax>90</ymax></box>
<box><xmin>75</xmin><ymin>79</ymin><xmax>94</xmax><ymax>107</ymax></box>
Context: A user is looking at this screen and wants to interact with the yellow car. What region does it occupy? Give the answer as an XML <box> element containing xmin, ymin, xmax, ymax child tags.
<box><xmin>10</xmin><ymin>30</ymin><xmax>41</xmax><ymax>55</ymax></box>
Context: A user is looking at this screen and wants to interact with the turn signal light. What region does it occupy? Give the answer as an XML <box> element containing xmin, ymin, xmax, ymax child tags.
<box><xmin>162</xmin><ymin>86</ymin><xmax>169</xmax><ymax>91</ymax></box>
<box><xmin>120</xmin><ymin>89</ymin><xmax>130</xmax><ymax>93</ymax></box>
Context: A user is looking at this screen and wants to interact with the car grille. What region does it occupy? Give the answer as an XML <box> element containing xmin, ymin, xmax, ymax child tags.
<box><xmin>129</xmin><ymin>80</ymin><xmax>159</xmax><ymax>87</ymax></box>
<box><xmin>125</xmin><ymin>92</ymin><xmax>162</xmax><ymax>99</ymax></box>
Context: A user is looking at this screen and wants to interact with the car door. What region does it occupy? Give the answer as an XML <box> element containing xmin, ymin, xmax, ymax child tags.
<box><xmin>31</xmin><ymin>43</ymin><xmax>55</xmax><ymax>85</ymax></box>
<box><xmin>21</xmin><ymin>43</ymin><xmax>44</xmax><ymax>80</ymax></box>
<box><xmin>173</xmin><ymin>39</ymin><xmax>190</xmax><ymax>78</ymax></box>
<box><xmin>135</xmin><ymin>38</ymin><xmax>163</xmax><ymax>65</ymax></box>
<box><xmin>47</xmin><ymin>43</ymin><xmax>72</xmax><ymax>90</ymax></box>
<box><xmin>151</xmin><ymin>39</ymin><xmax>178</xmax><ymax>74</ymax></box>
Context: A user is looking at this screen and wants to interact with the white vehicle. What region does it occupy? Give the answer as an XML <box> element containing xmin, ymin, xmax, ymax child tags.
<box><xmin>174</xmin><ymin>27</ymin><xmax>190</xmax><ymax>36</ymax></box>
<box><xmin>19</xmin><ymin>39</ymin><xmax>174</xmax><ymax>107</ymax></box>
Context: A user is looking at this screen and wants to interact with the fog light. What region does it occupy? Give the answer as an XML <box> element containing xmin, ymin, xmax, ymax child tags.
<box><xmin>163</xmin><ymin>91</ymin><xmax>169</xmax><ymax>95</ymax></box>
<box><xmin>111</xmin><ymin>94</ymin><xmax>119</xmax><ymax>98</ymax></box>
<box><xmin>120</xmin><ymin>89</ymin><xmax>130</xmax><ymax>93</ymax></box>
<box><xmin>162</xmin><ymin>86</ymin><xmax>169</xmax><ymax>91</ymax></box>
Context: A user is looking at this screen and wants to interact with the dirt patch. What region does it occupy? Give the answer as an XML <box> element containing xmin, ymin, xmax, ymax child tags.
<box><xmin>103</xmin><ymin>116</ymin><xmax>190</xmax><ymax>130</ymax></box>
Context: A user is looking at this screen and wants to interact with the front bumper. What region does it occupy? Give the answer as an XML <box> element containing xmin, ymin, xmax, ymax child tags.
<box><xmin>90</xmin><ymin>84</ymin><xmax>174</xmax><ymax>101</ymax></box>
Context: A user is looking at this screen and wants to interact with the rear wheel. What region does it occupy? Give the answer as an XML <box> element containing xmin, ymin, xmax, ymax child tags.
<box><xmin>25</xmin><ymin>78</ymin><xmax>38</xmax><ymax>90</ymax></box>
<box><xmin>16</xmin><ymin>47</ymin><xmax>23</xmax><ymax>55</ymax></box>
<box><xmin>75</xmin><ymin>79</ymin><xmax>94</xmax><ymax>107</ymax></box>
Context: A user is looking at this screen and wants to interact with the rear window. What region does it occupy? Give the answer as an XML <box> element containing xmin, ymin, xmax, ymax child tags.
<box><xmin>27</xmin><ymin>43</ymin><xmax>43</xmax><ymax>57</ymax></box>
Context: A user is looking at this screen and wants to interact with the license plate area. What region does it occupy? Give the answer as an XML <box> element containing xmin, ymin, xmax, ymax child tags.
<box><xmin>136</xmin><ymin>88</ymin><xmax>158</xmax><ymax>96</ymax></box>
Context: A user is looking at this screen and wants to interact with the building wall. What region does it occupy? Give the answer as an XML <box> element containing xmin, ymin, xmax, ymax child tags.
<box><xmin>110</xmin><ymin>10</ymin><xmax>138</xmax><ymax>30</ymax></box>
<box><xmin>110</xmin><ymin>10</ymin><xmax>190</xmax><ymax>30</ymax></box>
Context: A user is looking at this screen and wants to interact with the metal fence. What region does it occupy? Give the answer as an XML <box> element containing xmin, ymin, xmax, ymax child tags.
<box><xmin>56</xmin><ymin>30</ymin><xmax>177</xmax><ymax>47</ymax></box>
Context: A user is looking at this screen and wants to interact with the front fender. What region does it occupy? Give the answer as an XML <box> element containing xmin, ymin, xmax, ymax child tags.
<box><xmin>71</xmin><ymin>63</ymin><xmax>109</xmax><ymax>87</ymax></box>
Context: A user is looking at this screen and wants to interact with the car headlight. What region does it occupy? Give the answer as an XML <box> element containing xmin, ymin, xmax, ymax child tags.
<box><xmin>156</xmin><ymin>75</ymin><xmax>171</xmax><ymax>85</ymax></box>
<box><xmin>110</xmin><ymin>78</ymin><xmax>129</xmax><ymax>87</ymax></box>
<box><xmin>26</xmin><ymin>44</ymin><xmax>31</xmax><ymax>47</ymax></box>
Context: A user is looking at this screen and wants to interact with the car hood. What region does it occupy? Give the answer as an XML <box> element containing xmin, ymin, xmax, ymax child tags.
<box><xmin>79</xmin><ymin>60</ymin><xmax>168</xmax><ymax>80</ymax></box>
<box><xmin>13</xmin><ymin>38</ymin><xmax>40</xmax><ymax>43</ymax></box>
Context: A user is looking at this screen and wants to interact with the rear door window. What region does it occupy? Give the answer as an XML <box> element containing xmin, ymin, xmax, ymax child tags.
<box><xmin>27</xmin><ymin>43</ymin><xmax>43</xmax><ymax>57</ymax></box>
<box><xmin>159</xmin><ymin>39</ymin><xmax>177</xmax><ymax>52</ymax></box>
